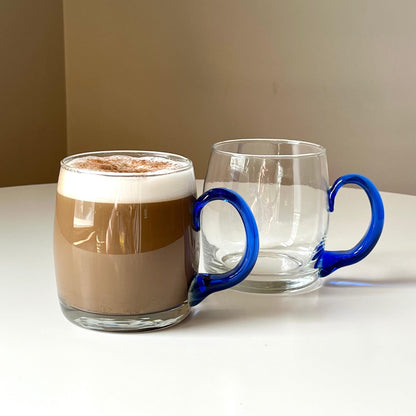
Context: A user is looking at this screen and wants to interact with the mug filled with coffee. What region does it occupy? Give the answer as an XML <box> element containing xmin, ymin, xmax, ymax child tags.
<box><xmin>54</xmin><ymin>150</ymin><xmax>259</xmax><ymax>331</ymax></box>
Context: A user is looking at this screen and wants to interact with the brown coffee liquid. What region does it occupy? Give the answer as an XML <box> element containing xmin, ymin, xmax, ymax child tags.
<box><xmin>54</xmin><ymin>193</ymin><xmax>196</xmax><ymax>315</ymax></box>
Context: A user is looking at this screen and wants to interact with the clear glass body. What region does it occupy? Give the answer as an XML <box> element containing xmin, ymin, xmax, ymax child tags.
<box><xmin>54</xmin><ymin>150</ymin><xmax>197</xmax><ymax>331</ymax></box>
<box><xmin>202</xmin><ymin>139</ymin><xmax>330</xmax><ymax>293</ymax></box>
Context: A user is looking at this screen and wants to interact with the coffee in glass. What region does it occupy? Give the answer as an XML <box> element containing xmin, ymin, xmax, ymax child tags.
<box><xmin>54</xmin><ymin>151</ymin><xmax>258</xmax><ymax>331</ymax></box>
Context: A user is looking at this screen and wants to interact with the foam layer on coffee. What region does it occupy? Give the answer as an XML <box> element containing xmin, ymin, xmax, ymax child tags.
<box><xmin>58</xmin><ymin>155</ymin><xmax>196</xmax><ymax>203</ymax></box>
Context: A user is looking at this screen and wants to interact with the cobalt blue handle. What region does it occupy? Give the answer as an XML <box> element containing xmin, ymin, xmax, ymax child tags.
<box><xmin>317</xmin><ymin>174</ymin><xmax>384</xmax><ymax>277</ymax></box>
<box><xmin>188</xmin><ymin>188</ymin><xmax>259</xmax><ymax>306</ymax></box>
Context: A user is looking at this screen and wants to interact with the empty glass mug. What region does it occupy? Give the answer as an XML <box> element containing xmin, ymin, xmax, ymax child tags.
<box><xmin>54</xmin><ymin>150</ymin><xmax>259</xmax><ymax>331</ymax></box>
<box><xmin>201</xmin><ymin>139</ymin><xmax>384</xmax><ymax>293</ymax></box>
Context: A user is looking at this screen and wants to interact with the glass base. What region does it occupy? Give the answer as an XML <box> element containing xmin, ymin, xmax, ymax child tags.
<box><xmin>228</xmin><ymin>251</ymin><xmax>322</xmax><ymax>294</ymax></box>
<box><xmin>234</xmin><ymin>274</ymin><xmax>322</xmax><ymax>294</ymax></box>
<box><xmin>59</xmin><ymin>299</ymin><xmax>190</xmax><ymax>332</ymax></box>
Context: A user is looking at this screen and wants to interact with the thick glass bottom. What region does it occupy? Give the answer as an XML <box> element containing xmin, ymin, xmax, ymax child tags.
<box><xmin>234</xmin><ymin>274</ymin><xmax>322</xmax><ymax>294</ymax></box>
<box><xmin>59</xmin><ymin>299</ymin><xmax>190</xmax><ymax>332</ymax></box>
<box><xmin>228</xmin><ymin>251</ymin><xmax>322</xmax><ymax>294</ymax></box>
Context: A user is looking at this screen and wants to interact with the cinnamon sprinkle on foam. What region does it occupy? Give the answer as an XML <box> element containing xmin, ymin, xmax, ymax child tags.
<box><xmin>69</xmin><ymin>155</ymin><xmax>181</xmax><ymax>174</ymax></box>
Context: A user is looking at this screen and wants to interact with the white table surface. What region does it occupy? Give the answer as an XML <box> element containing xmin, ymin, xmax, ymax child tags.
<box><xmin>1</xmin><ymin>182</ymin><xmax>415</xmax><ymax>416</ymax></box>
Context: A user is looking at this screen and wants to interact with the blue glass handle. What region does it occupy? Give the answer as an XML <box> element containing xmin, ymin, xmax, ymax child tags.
<box><xmin>188</xmin><ymin>188</ymin><xmax>259</xmax><ymax>306</ymax></box>
<box><xmin>317</xmin><ymin>174</ymin><xmax>384</xmax><ymax>277</ymax></box>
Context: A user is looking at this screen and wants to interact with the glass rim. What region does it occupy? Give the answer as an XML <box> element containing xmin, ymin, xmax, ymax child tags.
<box><xmin>60</xmin><ymin>150</ymin><xmax>193</xmax><ymax>177</ymax></box>
<box><xmin>212</xmin><ymin>138</ymin><xmax>327</xmax><ymax>158</ymax></box>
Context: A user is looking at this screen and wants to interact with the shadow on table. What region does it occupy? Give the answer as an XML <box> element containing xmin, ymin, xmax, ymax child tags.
<box><xmin>176</xmin><ymin>288</ymin><xmax>323</xmax><ymax>331</ymax></box>
<box><xmin>175</xmin><ymin>274</ymin><xmax>416</xmax><ymax>331</ymax></box>
<box><xmin>324</xmin><ymin>276</ymin><xmax>416</xmax><ymax>288</ymax></box>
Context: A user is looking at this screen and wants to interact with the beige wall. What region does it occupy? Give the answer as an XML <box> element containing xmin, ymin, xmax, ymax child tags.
<box><xmin>63</xmin><ymin>0</ymin><xmax>416</xmax><ymax>195</ymax></box>
<box><xmin>4</xmin><ymin>1</ymin><xmax>414</xmax><ymax>193</ymax></box>
<box><xmin>0</xmin><ymin>1</ymin><xmax>66</xmax><ymax>187</ymax></box>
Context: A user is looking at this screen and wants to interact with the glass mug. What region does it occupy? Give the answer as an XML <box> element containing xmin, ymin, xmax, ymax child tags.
<box><xmin>53</xmin><ymin>150</ymin><xmax>259</xmax><ymax>331</ymax></box>
<box><xmin>202</xmin><ymin>138</ymin><xmax>384</xmax><ymax>294</ymax></box>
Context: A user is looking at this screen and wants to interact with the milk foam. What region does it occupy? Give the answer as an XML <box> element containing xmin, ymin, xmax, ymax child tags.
<box><xmin>58</xmin><ymin>155</ymin><xmax>196</xmax><ymax>203</ymax></box>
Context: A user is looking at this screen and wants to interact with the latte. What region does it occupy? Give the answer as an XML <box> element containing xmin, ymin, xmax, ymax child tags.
<box><xmin>54</xmin><ymin>152</ymin><xmax>197</xmax><ymax>319</ymax></box>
